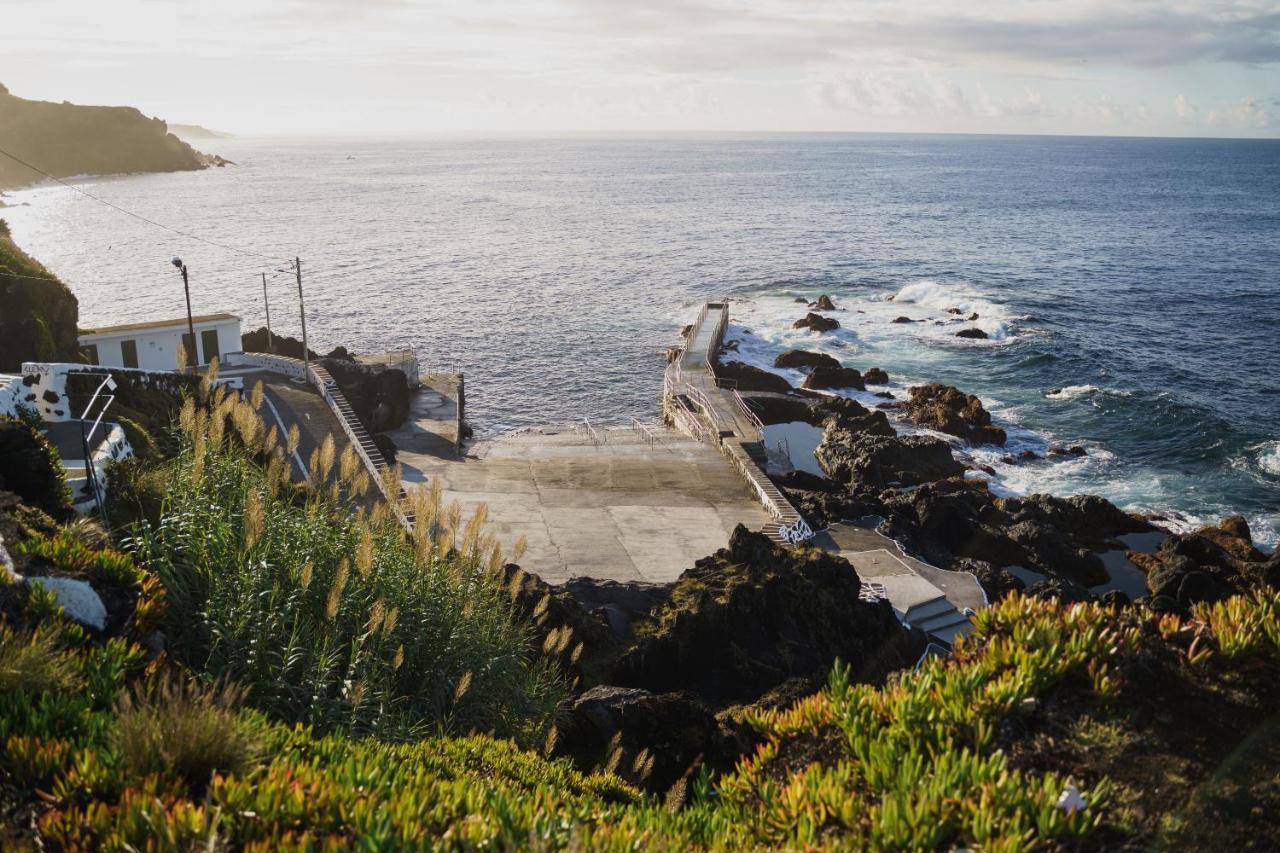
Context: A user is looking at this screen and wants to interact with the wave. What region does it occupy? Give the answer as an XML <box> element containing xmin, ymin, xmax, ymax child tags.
<box><xmin>1045</xmin><ymin>385</ymin><xmax>1100</xmax><ymax>400</ymax></box>
<box><xmin>1250</xmin><ymin>441</ymin><xmax>1280</xmax><ymax>478</ymax></box>
<box><xmin>885</xmin><ymin>280</ymin><xmax>1019</xmax><ymax>342</ymax></box>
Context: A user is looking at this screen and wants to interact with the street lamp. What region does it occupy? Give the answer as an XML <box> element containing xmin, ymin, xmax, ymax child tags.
<box><xmin>171</xmin><ymin>257</ymin><xmax>197</xmax><ymax>372</ymax></box>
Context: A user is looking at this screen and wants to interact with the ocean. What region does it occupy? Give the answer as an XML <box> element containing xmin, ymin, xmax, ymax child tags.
<box><xmin>3</xmin><ymin>133</ymin><xmax>1278</xmax><ymax>547</ymax></box>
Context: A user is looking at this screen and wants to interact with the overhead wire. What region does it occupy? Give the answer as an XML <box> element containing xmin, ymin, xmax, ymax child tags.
<box><xmin>0</xmin><ymin>145</ymin><xmax>289</xmax><ymax>264</ymax></box>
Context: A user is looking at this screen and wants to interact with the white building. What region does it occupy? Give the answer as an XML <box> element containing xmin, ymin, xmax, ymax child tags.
<box><xmin>77</xmin><ymin>313</ymin><xmax>242</xmax><ymax>371</ymax></box>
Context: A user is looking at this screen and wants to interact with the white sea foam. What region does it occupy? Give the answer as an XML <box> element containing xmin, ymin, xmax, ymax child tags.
<box><xmin>1045</xmin><ymin>385</ymin><xmax>1100</xmax><ymax>400</ymax></box>
<box><xmin>884</xmin><ymin>280</ymin><xmax>1020</xmax><ymax>342</ymax></box>
<box><xmin>1255</xmin><ymin>441</ymin><xmax>1280</xmax><ymax>477</ymax></box>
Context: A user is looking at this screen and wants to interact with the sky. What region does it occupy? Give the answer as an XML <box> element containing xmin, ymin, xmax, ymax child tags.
<box><xmin>4</xmin><ymin>0</ymin><xmax>1279</xmax><ymax>137</ymax></box>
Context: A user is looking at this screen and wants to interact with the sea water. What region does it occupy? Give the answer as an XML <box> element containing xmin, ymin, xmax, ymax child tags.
<box><xmin>4</xmin><ymin>133</ymin><xmax>1277</xmax><ymax>547</ymax></box>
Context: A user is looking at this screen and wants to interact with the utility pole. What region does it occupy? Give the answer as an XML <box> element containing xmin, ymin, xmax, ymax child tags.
<box><xmin>262</xmin><ymin>272</ymin><xmax>274</xmax><ymax>352</ymax></box>
<box><xmin>295</xmin><ymin>257</ymin><xmax>309</xmax><ymax>380</ymax></box>
<box><xmin>172</xmin><ymin>257</ymin><xmax>196</xmax><ymax>372</ymax></box>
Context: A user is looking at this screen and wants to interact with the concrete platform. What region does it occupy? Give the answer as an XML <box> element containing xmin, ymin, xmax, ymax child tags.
<box><xmin>813</xmin><ymin>519</ymin><xmax>987</xmax><ymax>615</ymax></box>
<box><xmin>394</xmin><ymin>424</ymin><xmax>772</xmax><ymax>584</ymax></box>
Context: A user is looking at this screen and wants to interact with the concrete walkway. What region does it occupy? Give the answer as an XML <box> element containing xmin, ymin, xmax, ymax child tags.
<box><xmin>383</xmin><ymin>375</ymin><xmax>461</xmax><ymax>461</ymax></box>
<box><xmin>394</xmin><ymin>424</ymin><xmax>771</xmax><ymax>584</ymax></box>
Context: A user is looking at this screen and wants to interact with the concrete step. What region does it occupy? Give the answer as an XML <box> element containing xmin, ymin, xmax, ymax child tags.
<box><xmin>902</xmin><ymin>595</ymin><xmax>954</xmax><ymax>624</ymax></box>
<box><xmin>914</xmin><ymin>609</ymin><xmax>970</xmax><ymax>635</ymax></box>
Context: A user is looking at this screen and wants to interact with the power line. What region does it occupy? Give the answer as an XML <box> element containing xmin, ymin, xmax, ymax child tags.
<box><xmin>0</xmin><ymin>145</ymin><xmax>287</xmax><ymax>263</ymax></box>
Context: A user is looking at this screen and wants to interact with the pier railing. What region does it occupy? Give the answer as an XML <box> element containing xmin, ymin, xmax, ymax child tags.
<box><xmin>226</xmin><ymin>352</ymin><xmax>414</xmax><ymax>531</ymax></box>
<box><xmin>660</xmin><ymin>302</ymin><xmax>815</xmax><ymax>544</ymax></box>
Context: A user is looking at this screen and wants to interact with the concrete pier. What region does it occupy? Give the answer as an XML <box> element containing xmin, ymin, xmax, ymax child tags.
<box><xmin>393</xmin><ymin>423</ymin><xmax>771</xmax><ymax>584</ymax></box>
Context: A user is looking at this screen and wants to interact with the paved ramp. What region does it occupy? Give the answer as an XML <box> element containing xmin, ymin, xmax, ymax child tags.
<box><xmin>394</xmin><ymin>425</ymin><xmax>771</xmax><ymax>584</ymax></box>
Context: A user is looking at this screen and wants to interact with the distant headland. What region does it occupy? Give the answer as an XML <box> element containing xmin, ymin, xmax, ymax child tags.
<box><xmin>0</xmin><ymin>82</ymin><xmax>229</xmax><ymax>189</ymax></box>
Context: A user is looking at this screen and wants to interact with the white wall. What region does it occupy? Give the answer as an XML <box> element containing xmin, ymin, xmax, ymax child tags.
<box><xmin>80</xmin><ymin>318</ymin><xmax>241</xmax><ymax>371</ymax></box>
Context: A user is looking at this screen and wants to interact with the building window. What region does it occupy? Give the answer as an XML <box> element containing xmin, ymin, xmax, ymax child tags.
<box><xmin>201</xmin><ymin>329</ymin><xmax>220</xmax><ymax>364</ymax></box>
<box><xmin>81</xmin><ymin>343</ymin><xmax>99</xmax><ymax>365</ymax></box>
<box><xmin>121</xmin><ymin>339</ymin><xmax>139</xmax><ymax>369</ymax></box>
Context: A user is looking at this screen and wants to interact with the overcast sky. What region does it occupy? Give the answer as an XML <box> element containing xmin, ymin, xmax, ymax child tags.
<box><xmin>5</xmin><ymin>0</ymin><xmax>1279</xmax><ymax>137</ymax></box>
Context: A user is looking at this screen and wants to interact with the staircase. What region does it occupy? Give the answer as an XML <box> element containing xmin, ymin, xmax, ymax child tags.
<box><xmin>901</xmin><ymin>596</ymin><xmax>972</xmax><ymax>646</ymax></box>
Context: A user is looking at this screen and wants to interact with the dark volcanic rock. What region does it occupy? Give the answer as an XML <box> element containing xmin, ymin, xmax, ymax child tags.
<box><xmin>793</xmin><ymin>312</ymin><xmax>841</xmax><ymax>333</ymax></box>
<box><xmin>774</xmin><ymin>349</ymin><xmax>840</xmax><ymax>371</ymax></box>
<box><xmin>1129</xmin><ymin>517</ymin><xmax>1279</xmax><ymax>611</ymax></box>
<box><xmin>1025</xmin><ymin>577</ymin><xmax>1096</xmax><ymax>604</ymax></box>
<box><xmin>902</xmin><ymin>383</ymin><xmax>1006</xmax><ymax>446</ymax></box>
<box><xmin>994</xmin><ymin>493</ymin><xmax>1152</xmax><ymax>550</ymax></box>
<box><xmin>863</xmin><ymin>367</ymin><xmax>889</xmax><ymax>385</ymax></box>
<box><xmin>956</xmin><ymin>559</ymin><xmax>1025</xmax><ymax>602</ymax></box>
<box><xmin>713</xmin><ymin>360</ymin><xmax>793</xmax><ymax>394</ymax></box>
<box><xmin>320</xmin><ymin>358</ymin><xmax>411</xmax><ymax>433</ymax></box>
<box><xmin>740</xmin><ymin>394</ymin><xmax>817</xmax><ymax>426</ymax></box>
<box><xmin>561</xmin><ymin>577</ymin><xmax>673</xmax><ymax>642</ymax></box>
<box><xmin>498</xmin><ymin>564</ymin><xmax>617</xmax><ymax>681</ymax></box>
<box><xmin>802</xmin><ymin>365</ymin><xmax>865</xmax><ymax>391</ymax></box>
<box><xmin>612</xmin><ymin>526</ymin><xmax>922</xmax><ymax>706</ymax></box>
<box><xmin>956</xmin><ymin>328</ymin><xmax>989</xmax><ymax>339</ymax></box>
<box><xmin>818</xmin><ymin>397</ymin><xmax>896</xmax><ymax>438</ymax></box>
<box><xmin>550</xmin><ymin>686</ymin><xmax>748</xmax><ymax>796</ymax></box>
<box><xmin>813</xmin><ymin>294</ymin><xmax>837</xmax><ymax>311</ymax></box>
<box><xmin>241</xmin><ymin>327</ymin><xmax>320</xmax><ymax>361</ymax></box>
<box><xmin>891</xmin><ymin>316</ymin><xmax>916</xmax><ymax>324</ymax></box>
<box><xmin>817</xmin><ymin>427</ymin><xmax>964</xmax><ymax>489</ymax></box>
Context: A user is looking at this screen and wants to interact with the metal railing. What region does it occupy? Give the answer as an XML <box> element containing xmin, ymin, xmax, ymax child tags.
<box><xmin>581</xmin><ymin>417</ymin><xmax>605</xmax><ymax>447</ymax></box>
<box><xmin>227</xmin><ymin>351</ymin><xmax>415</xmax><ymax>531</ymax></box>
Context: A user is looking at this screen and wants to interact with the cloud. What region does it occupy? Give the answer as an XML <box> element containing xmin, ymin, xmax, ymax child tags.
<box><xmin>1175</xmin><ymin>93</ymin><xmax>1199</xmax><ymax>122</ymax></box>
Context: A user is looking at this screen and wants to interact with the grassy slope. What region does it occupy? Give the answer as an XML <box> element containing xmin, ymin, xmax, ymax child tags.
<box><xmin>0</xmin><ymin>219</ymin><xmax>79</xmax><ymax>371</ymax></box>
<box><xmin>1</xmin><ymin>400</ymin><xmax>1278</xmax><ymax>848</ymax></box>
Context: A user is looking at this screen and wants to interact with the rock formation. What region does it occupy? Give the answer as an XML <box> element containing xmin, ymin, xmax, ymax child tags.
<box><xmin>0</xmin><ymin>83</ymin><xmax>216</xmax><ymax>188</ymax></box>
<box><xmin>802</xmin><ymin>365</ymin><xmax>865</xmax><ymax>391</ymax></box>
<box><xmin>793</xmin><ymin>312</ymin><xmax>840</xmax><ymax>333</ymax></box>
<box><xmin>773</xmin><ymin>349</ymin><xmax>839</xmax><ymax>370</ymax></box>
<box><xmin>902</xmin><ymin>383</ymin><xmax>1006</xmax><ymax>445</ymax></box>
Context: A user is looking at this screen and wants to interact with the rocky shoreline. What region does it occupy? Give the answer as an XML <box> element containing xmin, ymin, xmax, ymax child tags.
<box><xmin>476</xmin><ymin>294</ymin><xmax>1279</xmax><ymax>788</ymax></box>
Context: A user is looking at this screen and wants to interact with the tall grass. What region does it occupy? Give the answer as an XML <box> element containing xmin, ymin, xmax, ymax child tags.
<box><xmin>129</xmin><ymin>389</ymin><xmax>564</xmax><ymax>743</ymax></box>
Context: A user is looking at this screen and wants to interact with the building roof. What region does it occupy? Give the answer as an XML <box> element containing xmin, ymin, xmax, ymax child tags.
<box><xmin>79</xmin><ymin>313</ymin><xmax>241</xmax><ymax>337</ymax></box>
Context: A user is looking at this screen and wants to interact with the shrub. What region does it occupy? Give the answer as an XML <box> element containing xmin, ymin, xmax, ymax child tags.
<box><xmin>111</xmin><ymin>675</ymin><xmax>263</xmax><ymax>794</ymax></box>
<box><xmin>0</xmin><ymin>624</ymin><xmax>81</xmax><ymax>694</ymax></box>
<box><xmin>0</xmin><ymin>416</ymin><xmax>71</xmax><ymax>517</ymax></box>
<box><xmin>128</xmin><ymin>395</ymin><xmax>565</xmax><ymax>743</ymax></box>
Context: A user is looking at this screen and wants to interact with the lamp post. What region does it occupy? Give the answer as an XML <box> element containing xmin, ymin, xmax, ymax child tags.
<box><xmin>171</xmin><ymin>257</ymin><xmax>197</xmax><ymax>372</ymax></box>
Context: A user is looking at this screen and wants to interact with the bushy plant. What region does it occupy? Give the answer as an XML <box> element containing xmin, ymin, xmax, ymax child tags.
<box><xmin>128</xmin><ymin>392</ymin><xmax>565</xmax><ymax>743</ymax></box>
<box><xmin>111</xmin><ymin>674</ymin><xmax>264</xmax><ymax>794</ymax></box>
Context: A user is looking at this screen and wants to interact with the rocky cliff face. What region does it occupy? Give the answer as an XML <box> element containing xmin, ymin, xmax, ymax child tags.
<box><xmin>0</xmin><ymin>83</ymin><xmax>215</xmax><ymax>188</ymax></box>
<box><xmin>0</xmin><ymin>220</ymin><xmax>79</xmax><ymax>371</ymax></box>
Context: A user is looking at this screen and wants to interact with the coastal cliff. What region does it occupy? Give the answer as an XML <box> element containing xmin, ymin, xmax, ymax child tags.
<box><xmin>0</xmin><ymin>83</ymin><xmax>217</xmax><ymax>188</ymax></box>
<box><xmin>0</xmin><ymin>219</ymin><xmax>78</xmax><ymax>370</ymax></box>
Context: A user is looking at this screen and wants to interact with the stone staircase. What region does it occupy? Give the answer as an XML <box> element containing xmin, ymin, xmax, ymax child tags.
<box><xmin>901</xmin><ymin>595</ymin><xmax>972</xmax><ymax>646</ymax></box>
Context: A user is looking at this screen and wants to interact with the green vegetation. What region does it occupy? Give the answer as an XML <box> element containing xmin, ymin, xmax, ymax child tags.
<box><xmin>0</xmin><ymin>415</ymin><xmax>72</xmax><ymax>517</ymax></box>
<box><xmin>0</xmin><ymin>218</ymin><xmax>80</xmax><ymax>370</ymax></box>
<box><xmin>129</xmin><ymin>389</ymin><xmax>564</xmax><ymax>742</ymax></box>
<box><xmin>2</xmin><ymin>381</ymin><xmax>1278</xmax><ymax>848</ymax></box>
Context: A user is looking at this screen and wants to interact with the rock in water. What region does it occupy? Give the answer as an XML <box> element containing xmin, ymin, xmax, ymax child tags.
<box><xmin>611</xmin><ymin>526</ymin><xmax>921</xmax><ymax>706</ymax></box>
<box><xmin>817</xmin><ymin>427</ymin><xmax>964</xmax><ymax>489</ymax></box>
<box><xmin>814</xmin><ymin>294</ymin><xmax>837</xmax><ymax>311</ymax></box>
<box><xmin>712</xmin><ymin>360</ymin><xmax>793</xmax><ymax>393</ymax></box>
<box><xmin>956</xmin><ymin>328</ymin><xmax>988</xmax><ymax>339</ymax></box>
<box><xmin>902</xmin><ymin>383</ymin><xmax>1006</xmax><ymax>446</ymax></box>
<box><xmin>863</xmin><ymin>367</ymin><xmax>889</xmax><ymax>384</ymax></box>
<box><xmin>793</xmin><ymin>312</ymin><xmax>841</xmax><ymax>333</ymax></box>
<box><xmin>774</xmin><ymin>349</ymin><xmax>840</xmax><ymax>370</ymax></box>
<box><xmin>802</xmin><ymin>365</ymin><xmax>865</xmax><ymax>391</ymax></box>
<box><xmin>1130</xmin><ymin>516</ymin><xmax>1279</xmax><ymax>611</ymax></box>
<box><xmin>891</xmin><ymin>316</ymin><xmax>916</xmax><ymax>324</ymax></box>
